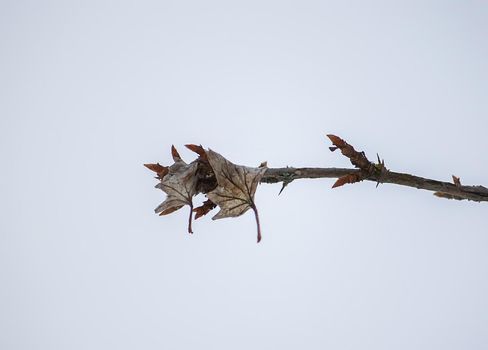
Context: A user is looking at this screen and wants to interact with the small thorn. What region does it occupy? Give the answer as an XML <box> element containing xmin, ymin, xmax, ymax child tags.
<box><xmin>278</xmin><ymin>183</ymin><xmax>287</xmax><ymax>195</ymax></box>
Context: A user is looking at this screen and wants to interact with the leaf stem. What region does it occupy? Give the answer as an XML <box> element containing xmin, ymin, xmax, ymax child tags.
<box><xmin>251</xmin><ymin>203</ymin><xmax>262</xmax><ymax>243</ymax></box>
<box><xmin>188</xmin><ymin>203</ymin><xmax>193</xmax><ymax>234</ymax></box>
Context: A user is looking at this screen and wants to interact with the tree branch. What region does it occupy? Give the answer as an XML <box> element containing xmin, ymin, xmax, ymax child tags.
<box><xmin>146</xmin><ymin>135</ymin><xmax>487</xmax><ymax>242</ymax></box>
<box><xmin>261</xmin><ymin>167</ymin><xmax>488</xmax><ymax>202</ymax></box>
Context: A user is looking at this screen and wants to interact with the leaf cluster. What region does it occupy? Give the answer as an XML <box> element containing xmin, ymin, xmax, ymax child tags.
<box><xmin>145</xmin><ymin>145</ymin><xmax>267</xmax><ymax>242</ymax></box>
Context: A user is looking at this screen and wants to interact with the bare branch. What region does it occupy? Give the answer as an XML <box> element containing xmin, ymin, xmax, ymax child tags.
<box><xmin>261</xmin><ymin>167</ymin><xmax>488</xmax><ymax>202</ymax></box>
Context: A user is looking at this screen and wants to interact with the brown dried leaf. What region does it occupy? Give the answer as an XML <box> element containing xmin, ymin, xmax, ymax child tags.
<box><xmin>158</xmin><ymin>206</ymin><xmax>181</xmax><ymax>216</ymax></box>
<box><xmin>326</xmin><ymin>134</ymin><xmax>372</xmax><ymax>171</ymax></box>
<box><xmin>193</xmin><ymin>199</ymin><xmax>217</xmax><ymax>220</ymax></box>
<box><xmin>332</xmin><ymin>173</ymin><xmax>362</xmax><ymax>188</ymax></box>
<box><xmin>155</xmin><ymin>146</ymin><xmax>198</xmax><ymax>233</ymax></box>
<box><xmin>327</xmin><ymin>134</ymin><xmax>347</xmax><ymax>148</ymax></box>
<box><xmin>206</xmin><ymin>149</ymin><xmax>267</xmax><ymax>242</ymax></box>
<box><xmin>184</xmin><ymin>144</ymin><xmax>218</xmax><ymax>194</ymax></box>
<box><xmin>185</xmin><ymin>144</ymin><xmax>207</xmax><ymax>160</ymax></box>
<box><xmin>144</xmin><ymin>163</ymin><xmax>169</xmax><ymax>178</ymax></box>
<box><xmin>171</xmin><ymin>145</ymin><xmax>182</xmax><ymax>162</ymax></box>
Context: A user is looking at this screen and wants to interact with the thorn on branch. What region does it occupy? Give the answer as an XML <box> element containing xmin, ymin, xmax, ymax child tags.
<box><xmin>278</xmin><ymin>173</ymin><xmax>295</xmax><ymax>195</ymax></box>
<box><xmin>375</xmin><ymin>153</ymin><xmax>388</xmax><ymax>188</ymax></box>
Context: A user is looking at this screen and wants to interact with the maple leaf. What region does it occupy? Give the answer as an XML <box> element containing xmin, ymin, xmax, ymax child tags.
<box><xmin>154</xmin><ymin>145</ymin><xmax>198</xmax><ymax>233</ymax></box>
<box><xmin>205</xmin><ymin>149</ymin><xmax>267</xmax><ymax>243</ymax></box>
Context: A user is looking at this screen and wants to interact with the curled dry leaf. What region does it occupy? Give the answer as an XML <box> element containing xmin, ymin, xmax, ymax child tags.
<box><xmin>185</xmin><ymin>144</ymin><xmax>207</xmax><ymax>160</ymax></box>
<box><xmin>332</xmin><ymin>173</ymin><xmax>362</xmax><ymax>188</ymax></box>
<box><xmin>186</xmin><ymin>144</ymin><xmax>217</xmax><ymax>194</ymax></box>
<box><xmin>206</xmin><ymin>149</ymin><xmax>267</xmax><ymax>243</ymax></box>
<box><xmin>146</xmin><ymin>145</ymin><xmax>268</xmax><ymax>241</ymax></box>
<box><xmin>326</xmin><ymin>134</ymin><xmax>372</xmax><ymax>170</ymax></box>
<box><xmin>171</xmin><ymin>145</ymin><xmax>182</xmax><ymax>161</ymax></box>
<box><xmin>193</xmin><ymin>199</ymin><xmax>217</xmax><ymax>220</ymax></box>
<box><xmin>155</xmin><ymin>146</ymin><xmax>198</xmax><ymax>233</ymax></box>
<box><xmin>144</xmin><ymin>163</ymin><xmax>169</xmax><ymax>179</ymax></box>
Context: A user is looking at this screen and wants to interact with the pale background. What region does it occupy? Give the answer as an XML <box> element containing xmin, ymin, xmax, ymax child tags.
<box><xmin>1</xmin><ymin>1</ymin><xmax>488</xmax><ymax>349</ymax></box>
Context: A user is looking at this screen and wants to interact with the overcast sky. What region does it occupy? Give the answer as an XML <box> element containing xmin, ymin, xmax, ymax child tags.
<box><xmin>1</xmin><ymin>1</ymin><xmax>488</xmax><ymax>349</ymax></box>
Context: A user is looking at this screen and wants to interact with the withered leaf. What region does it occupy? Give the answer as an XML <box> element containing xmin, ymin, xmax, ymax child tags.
<box><xmin>332</xmin><ymin>173</ymin><xmax>362</xmax><ymax>188</ymax></box>
<box><xmin>193</xmin><ymin>199</ymin><xmax>217</xmax><ymax>220</ymax></box>
<box><xmin>326</xmin><ymin>134</ymin><xmax>372</xmax><ymax>171</ymax></box>
<box><xmin>185</xmin><ymin>144</ymin><xmax>208</xmax><ymax>161</ymax></box>
<box><xmin>144</xmin><ymin>163</ymin><xmax>169</xmax><ymax>179</ymax></box>
<box><xmin>327</xmin><ymin>134</ymin><xmax>347</xmax><ymax>149</ymax></box>
<box><xmin>206</xmin><ymin>149</ymin><xmax>267</xmax><ymax>243</ymax></box>
<box><xmin>185</xmin><ymin>144</ymin><xmax>217</xmax><ymax>194</ymax></box>
<box><xmin>171</xmin><ymin>145</ymin><xmax>182</xmax><ymax>162</ymax></box>
<box><xmin>155</xmin><ymin>146</ymin><xmax>198</xmax><ymax>233</ymax></box>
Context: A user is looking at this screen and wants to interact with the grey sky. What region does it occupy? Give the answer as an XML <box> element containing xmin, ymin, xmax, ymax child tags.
<box><xmin>1</xmin><ymin>1</ymin><xmax>488</xmax><ymax>349</ymax></box>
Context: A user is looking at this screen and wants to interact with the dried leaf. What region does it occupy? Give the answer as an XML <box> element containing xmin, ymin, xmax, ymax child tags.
<box><xmin>185</xmin><ymin>144</ymin><xmax>207</xmax><ymax>160</ymax></box>
<box><xmin>171</xmin><ymin>145</ymin><xmax>182</xmax><ymax>162</ymax></box>
<box><xmin>144</xmin><ymin>163</ymin><xmax>169</xmax><ymax>178</ymax></box>
<box><xmin>326</xmin><ymin>134</ymin><xmax>372</xmax><ymax>171</ymax></box>
<box><xmin>193</xmin><ymin>199</ymin><xmax>217</xmax><ymax>220</ymax></box>
<box><xmin>184</xmin><ymin>144</ymin><xmax>218</xmax><ymax>193</ymax></box>
<box><xmin>206</xmin><ymin>149</ymin><xmax>267</xmax><ymax>242</ymax></box>
<box><xmin>155</xmin><ymin>146</ymin><xmax>198</xmax><ymax>233</ymax></box>
<box><xmin>327</xmin><ymin>134</ymin><xmax>347</xmax><ymax>148</ymax></box>
<box><xmin>158</xmin><ymin>206</ymin><xmax>181</xmax><ymax>216</ymax></box>
<box><xmin>332</xmin><ymin>173</ymin><xmax>362</xmax><ymax>188</ymax></box>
